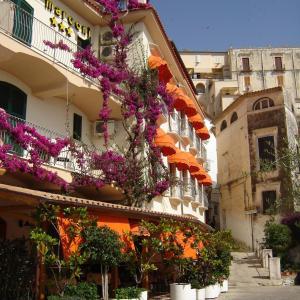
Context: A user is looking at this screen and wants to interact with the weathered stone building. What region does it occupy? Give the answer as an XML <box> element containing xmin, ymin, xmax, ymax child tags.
<box><xmin>215</xmin><ymin>87</ymin><xmax>298</xmax><ymax>249</ymax></box>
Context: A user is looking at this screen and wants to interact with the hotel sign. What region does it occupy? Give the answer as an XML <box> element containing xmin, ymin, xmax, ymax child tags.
<box><xmin>45</xmin><ymin>0</ymin><xmax>91</xmax><ymax>38</ymax></box>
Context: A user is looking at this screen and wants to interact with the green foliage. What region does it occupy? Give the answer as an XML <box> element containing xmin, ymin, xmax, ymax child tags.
<box><xmin>264</xmin><ymin>220</ymin><xmax>292</xmax><ymax>256</ymax></box>
<box><xmin>30</xmin><ymin>204</ymin><xmax>93</xmax><ymax>295</ymax></box>
<box><xmin>192</xmin><ymin>230</ymin><xmax>234</xmax><ymax>287</ymax></box>
<box><xmin>48</xmin><ymin>296</ymin><xmax>82</xmax><ymax>300</ymax></box>
<box><xmin>115</xmin><ymin>287</ymin><xmax>144</xmax><ymax>299</ymax></box>
<box><xmin>80</xmin><ymin>225</ymin><xmax>124</xmax><ymax>267</ymax></box>
<box><xmin>0</xmin><ymin>238</ymin><xmax>36</xmax><ymax>300</ymax></box>
<box><xmin>64</xmin><ymin>282</ymin><xmax>98</xmax><ymax>300</ymax></box>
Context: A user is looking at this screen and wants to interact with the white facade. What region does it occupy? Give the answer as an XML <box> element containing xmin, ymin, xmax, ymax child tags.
<box><xmin>0</xmin><ymin>0</ymin><xmax>209</xmax><ymax>223</ymax></box>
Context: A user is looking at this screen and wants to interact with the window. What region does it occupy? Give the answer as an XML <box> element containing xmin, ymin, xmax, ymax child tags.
<box><xmin>274</xmin><ymin>57</ymin><xmax>283</xmax><ymax>71</ymax></box>
<box><xmin>220</xmin><ymin>120</ymin><xmax>227</xmax><ymax>131</ymax></box>
<box><xmin>196</xmin><ymin>83</ymin><xmax>205</xmax><ymax>94</ymax></box>
<box><xmin>12</xmin><ymin>0</ymin><xmax>34</xmax><ymax>46</ymax></box>
<box><xmin>253</xmin><ymin>97</ymin><xmax>274</xmax><ymax>111</ymax></box>
<box><xmin>277</xmin><ymin>75</ymin><xmax>284</xmax><ymax>87</ymax></box>
<box><xmin>244</xmin><ymin>76</ymin><xmax>251</xmax><ymax>91</ymax></box>
<box><xmin>230</xmin><ymin>112</ymin><xmax>238</xmax><ymax>124</ymax></box>
<box><xmin>258</xmin><ymin>136</ymin><xmax>276</xmax><ymax>169</ymax></box>
<box><xmin>0</xmin><ymin>81</ymin><xmax>27</xmax><ymax>119</ymax></box>
<box><xmin>262</xmin><ymin>190</ymin><xmax>277</xmax><ymax>214</ymax></box>
<box><xmin>73</xmin><ymin>113</ymin><xmax>82</xmax><ymax>140</ymax></box>
<box><xmin>242</xmin><ymin>57</ymin><xmax>250</xmax><ymax>71</ymax></box>
<box><xmin>77</xmin><ymin>36</ymin><xmax>91</xmax><ymax>50</ymax></box>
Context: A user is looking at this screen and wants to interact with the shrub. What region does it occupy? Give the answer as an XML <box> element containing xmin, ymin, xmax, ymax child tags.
<box><xmin>48</xmin><ymin>296</ymin><xmax>82</xmax><ymax>300</ymax></box>
<box><xmin>282</xmin><ymin>213</ymin><xmax>300</xmax><ymax>243</ymax></box>
<box><xmin>264</xmin><ymin>221</ymin><xmax>292</xmax><ymax>256</ymax></box>
<box><xmin>0</xmin><ymin>238</ymin><xmax>36</xmax><ymax>300</ymax></box>
<box><xmin>64</xmin><ymin>282</ymin><xmax>98</xmax><ymax>300</ymax></box>
<box><xmin>115</xmin><ymin>287</ymin><xmax>144</xmax><ymax>299</ymax></box>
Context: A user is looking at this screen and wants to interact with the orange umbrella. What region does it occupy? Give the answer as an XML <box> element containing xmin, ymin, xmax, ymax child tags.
<box><xmin>154</xmin><ymin>128</ymin><xmax>177</xmax><ymax>156</ymax></box>
<box><xmin>148</xmin><ymin>55</ymin><xmax>172</xmax><ymax>84</ymax></box>
<box><xmin>188</xmin><ymin>114</ymin><xmax>204</xmax><ymax>130</ymax></box>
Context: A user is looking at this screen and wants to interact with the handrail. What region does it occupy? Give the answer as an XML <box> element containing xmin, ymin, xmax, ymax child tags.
<box><xmin>0</xmin><ymin>0</ymin><xmax>99</xmax><ymax>86</ymax></box>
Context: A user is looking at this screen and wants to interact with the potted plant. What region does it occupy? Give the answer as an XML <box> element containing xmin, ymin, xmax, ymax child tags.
<box><xmin>115</xmin><ymin>287</ymin><xmax>146</xmax><ymax>300</ymax></box>
<box><xmin>80</xmin><ymin>225</ymin><xmax>124</xmax><ymax>300</ymax></box>
<box><xmin>214</xmin><ymin>231</ymin><xmax>233</xmax><ymax>293</ymax></box>
<box><xmin>195</xmin><ymin>232</ymin><xmax>220</xmax><ymax>299</ymax></box>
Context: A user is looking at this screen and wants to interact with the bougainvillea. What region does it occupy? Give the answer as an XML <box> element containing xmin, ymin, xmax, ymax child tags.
<box><xmin>0</xmin><ymin>0</ymin><xmax>175</xmax><ymax>206</ymax></box>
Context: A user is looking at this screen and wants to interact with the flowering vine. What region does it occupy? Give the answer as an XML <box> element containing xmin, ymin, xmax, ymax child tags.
<box><xmin>0</xmin><ymin>0</ymin><xmax>176</xmax><ymax>207</ymax></box>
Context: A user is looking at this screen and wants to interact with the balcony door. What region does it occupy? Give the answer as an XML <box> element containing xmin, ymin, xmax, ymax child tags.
<box><xmin>0</xmin><ymin>81</ymin><xmax>27</xmax><ymax>155</ymax></box>
<box><xmin>12</xmin><ymin>0</ymin><xmax>34</xmax><ymax>46</ymax></box>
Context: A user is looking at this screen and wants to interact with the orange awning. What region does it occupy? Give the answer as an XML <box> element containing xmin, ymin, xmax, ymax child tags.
<box><xmin>188</xmin><ymin>114</ymin><xmax>204</xmax><ymax>130</ymax></box>
<box><xmin>184</xmin><ymin>97</ymin><xmax>197</xmax><ymax>117</ymax></box>
<box><xmin>154</xmin><ymin>128</ymin><xmax>177</xmax><ymax>156</ymax></box>
<box><xmin>168</xmin><ymin>148</ymin><xmax>190</xmax><ymax>171</ymax></box>
<box><xmin>191</xmin><ymin>169</ymin><xmax>207</xmax><ymax>181</ymax></box>
<box><xmin>166</xmin><ymin>83</ymin><xmax>189</xmax><ymax>111</ymax></box>
<box><xmin>186</xmin><ymin>152</ymin><xmax>201</xmax><ymax>173</ymax></box>
<box><xmin>201</xmin><ymin>174</ymin><xmax>213</xmax><ymax>186</ymax></box>
<box><xmin>148</xmin><ymin>55</ymin><xmax>172</xmax><ymax>84</ymax></box>
<box><xmin>196</xmin><ymin>127</ymin><xmax>210</xmax><ymax>140</ymax></box>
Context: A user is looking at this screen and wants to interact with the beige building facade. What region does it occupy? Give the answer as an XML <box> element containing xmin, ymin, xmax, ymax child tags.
<box><xmin>215</xmin><ymin>87</ymin><xmax>298</xmax><ymax>249</ymax></box>
<box><xmin>180</xmin><ymin>47</ymin><xmax>300</xmax><ymax>121</ymax></box>
<box><xmin>181</xmin><ymin>47</ymin><xmax>300</xmax><ymax>242</ymax></box>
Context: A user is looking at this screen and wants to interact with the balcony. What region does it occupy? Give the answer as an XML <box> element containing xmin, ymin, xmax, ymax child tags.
<box><xmin>168</xmin><ymin>112</ymin><xmax>180</xmax><ymax>140</ymax></box>
<box><xmin>0</xmin><ymin>114</ymin><xmax>89</xmax><ymax>174</ymax></box>
<box><xmin>170</xmin><ymin>185</ymin><xmax>182</xmax><ymax>205</ymax></box>
<box><xmin>0</xmin><ymin>113</ymin><xmax>125</xmax><ymax>201</ymax></box>
<box><xmin>0</xmin><ymin>0</ymin><xmax>119</xmax><ymax>121</ymax></box>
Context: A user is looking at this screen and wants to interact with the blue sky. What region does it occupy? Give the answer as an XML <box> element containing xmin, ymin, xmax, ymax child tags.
<box><xmin>150</xmin><ymin>0</ymin><xmax>300</xmax><ymax>51</ymax></box>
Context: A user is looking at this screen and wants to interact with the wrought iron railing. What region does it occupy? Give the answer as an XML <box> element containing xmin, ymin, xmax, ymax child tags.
<box><xmin>0</xmin><ymin>114</ymin><xmax>94</xmax><ymax>173</ymax></box>
<box><xmin>0</xmin><ymin>0</ymin><xmax>98</xmax><ymax>85</ymax></box>
<box><xmin>168</xmin><ymin>111</ymin><xmax>180</xmax><ymax>134</ymax></box>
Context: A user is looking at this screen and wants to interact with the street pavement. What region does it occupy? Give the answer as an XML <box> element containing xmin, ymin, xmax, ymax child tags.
<box><xmin>219</xmin><ymin>252</ymin><xmax>300</xmax><ymax>300</ymax></box>
<box><xmin>219</xmin><ymin>285</ymin><xmax>300</xmax><ymax>300</ymax></box>
<box><xmin>151</xmin><ymin>252</ymin><xmax>300</xmax><ymax>299</ymax></box>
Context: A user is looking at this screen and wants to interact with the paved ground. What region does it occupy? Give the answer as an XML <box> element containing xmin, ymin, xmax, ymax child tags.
<box><xmin>228</xmin><ymin>252</ymin><xmax>282</xmax><ymax>287</ymax></box>
<box><xmin>219</xmin><ymin>286</ymin><xmax>300</xmax><ymax>300</ymax></box>
<box><xmin>219</xmin><ymin>252</ymin><xmax>299</xmax><ymax>300</ymax></box>
<box><xmin>150</xmin><ymin>252</ymin><xmax>299</xmax><ymax>299</ymax></box>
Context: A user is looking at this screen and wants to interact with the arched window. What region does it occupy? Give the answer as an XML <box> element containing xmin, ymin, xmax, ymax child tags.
<box><xmin>0</xmin><ymin>81</ymin><xmax>27</xmax><ymax>119</ymax></box>
<box><xmin>253</xmin><ymin>97</ymin><xmax>274</xmax><ymax>111</ymax></box>
<box><xmin>230</xmin><ymin>112</ymin><xmax>238</xmax><ymax>124</ymax></box>
<box><xmin>196</xmin><ymin>83</ymin><xmax>205</xmax><ymax>94</ymax></box>
<box><xmin>220</xmin><ymin>120</ymin><xmax>227</xmax><ymax>131</ymax></box>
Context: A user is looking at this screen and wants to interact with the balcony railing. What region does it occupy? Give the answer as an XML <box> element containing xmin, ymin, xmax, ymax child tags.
<box><xmin>0</xmin><ymin>0</ymin><xmax>97</xmax><ymax>86</ymax></box>
<box><xmin>0</xmin><ymin>114</ymin><xmax>93</xmax><ymax>173</ymax></box>
<box><xmin>168</xmin><ymin>112</ymin><xmax>180</xmax><ymax>135</ymax></box>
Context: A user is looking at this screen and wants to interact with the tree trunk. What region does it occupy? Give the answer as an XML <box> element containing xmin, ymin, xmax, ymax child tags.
<box><xmin>101</xmin><ymin>265</ymin><xmax>109</xmax><ymax>300</ymax></box>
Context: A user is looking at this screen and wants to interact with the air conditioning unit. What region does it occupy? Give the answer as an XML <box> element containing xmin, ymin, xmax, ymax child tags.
<box><xmin>100</xmin><ymin>30</ymin><xmax>115</xmax><ymax>45</ymax></box>
<box><xmin>94</xmin><ymin>120</ymin><xmax>115</xmax><ymax>137</ymax></box>
<box><xmin>99</xmin><ymin>45</ymin><xmax>115</xmax><ymax>61</ymax></box>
